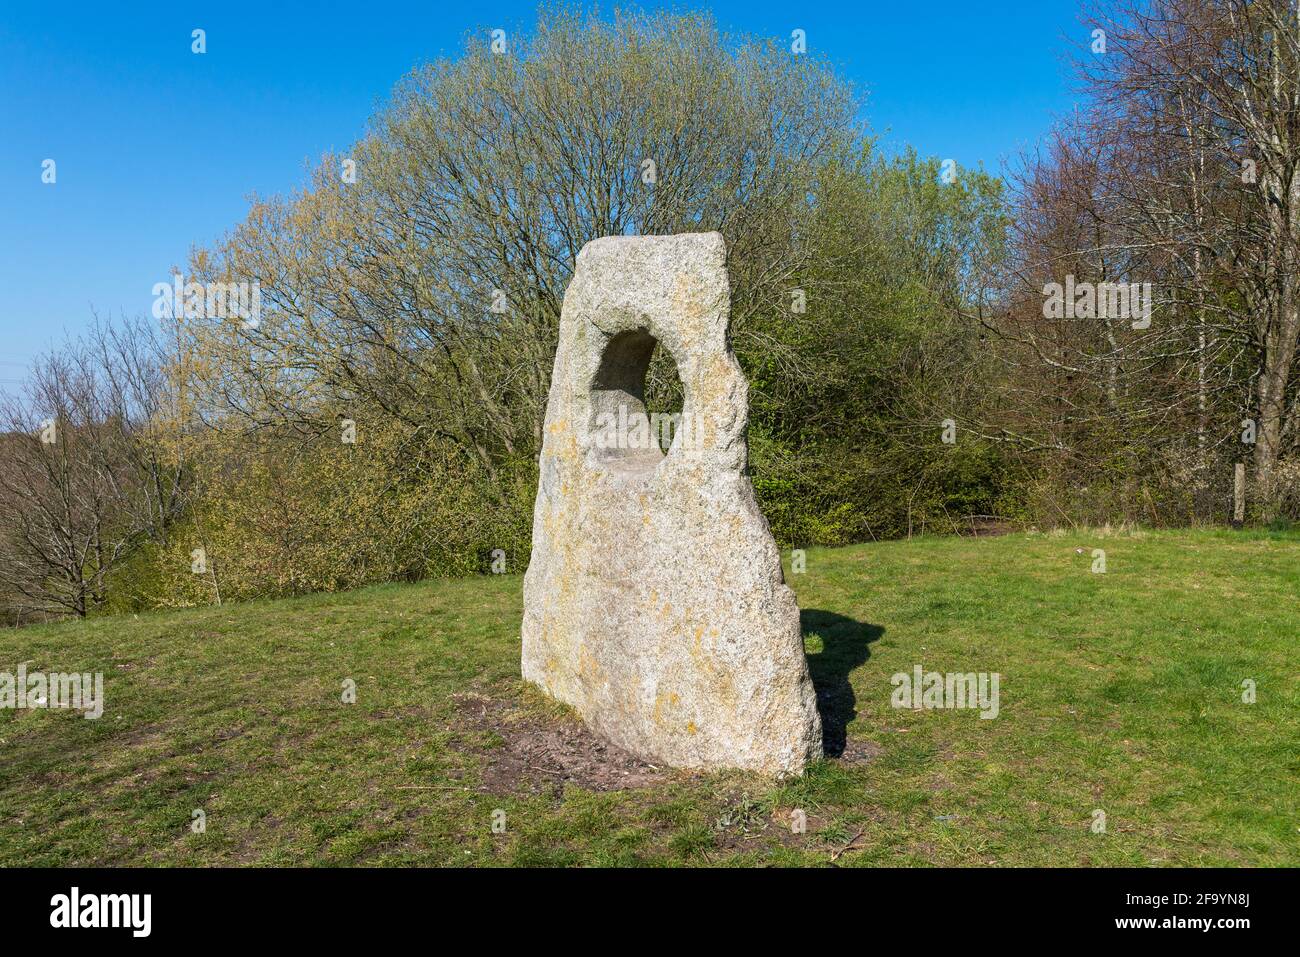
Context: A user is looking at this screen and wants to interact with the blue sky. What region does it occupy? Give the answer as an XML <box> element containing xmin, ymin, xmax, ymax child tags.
<box><xmin>0</xmin><ymin>0</ymin><xmax>1087</xmax><ymax>385</ymax></box>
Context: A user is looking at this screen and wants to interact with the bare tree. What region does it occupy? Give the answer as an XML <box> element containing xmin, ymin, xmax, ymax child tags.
<box><xmin>973</xmin><ymin>0</ymin><xmax>1300</xmax><ymax>523</ymax></box>
<box><xmin>0</xmin><ymin>317</ymin><xmax>189</xmax><ymax>619</ymax></box>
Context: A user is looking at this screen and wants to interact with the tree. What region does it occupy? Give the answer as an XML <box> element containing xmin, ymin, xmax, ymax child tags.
<box><xmin>994</xmin><ymin>0</ymin><xmax>1300</xmax><ymax>522</ymax></box>
<box><xmin>182</xmin><ymin>8</ymin><xmax>857</xmax><ymax>496</ymax></box>
<box><xmin>0</xmin><ymin>317</ymin><xmax>189</xmax><ymax>620</ymax></box>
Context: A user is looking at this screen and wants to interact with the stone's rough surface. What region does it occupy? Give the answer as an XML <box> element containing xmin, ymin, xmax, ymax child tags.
<box><xmin>521</xmin><ymin>232</ymin><xmax>822</xmax><ymax>776</ymax></box>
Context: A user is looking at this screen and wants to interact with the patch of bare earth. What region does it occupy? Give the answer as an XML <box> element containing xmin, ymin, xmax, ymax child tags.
<box><xmin>451</xmin><ymin>692</ymin><xmax>673</xmax><ymax>794</ymax></box>
<box><xmin>960</xmin><ymin>515</ymin><xmax>1015</xmax><ymax>537</ymax></box>
<box><xmin>837</xmin><ymin>737</ymin><xmax>883</xmax><ymax>765</ymax></box>
<box><xmin>451</xmin><ymin>690</ymin><xmax>877</xmax><ymax>797</ymax></box>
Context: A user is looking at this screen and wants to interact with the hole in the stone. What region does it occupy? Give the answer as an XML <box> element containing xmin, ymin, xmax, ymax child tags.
<box><xmin>590</xmin><ymin>329</ymin><xmax>685</xmax><ymax>471</ymax></box>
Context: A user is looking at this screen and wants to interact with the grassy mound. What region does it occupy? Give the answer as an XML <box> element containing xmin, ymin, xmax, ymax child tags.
<box><xmin>1</xmin><ymin>528</ymin><xmax>1295</xmax><ymax>866</ymax></box>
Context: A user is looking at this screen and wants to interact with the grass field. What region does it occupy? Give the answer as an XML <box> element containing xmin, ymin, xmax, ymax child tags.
<box><xmin>0</xmin><ymin>527</ymin><xmax>1296</xmax><ymax>867</ymax></box>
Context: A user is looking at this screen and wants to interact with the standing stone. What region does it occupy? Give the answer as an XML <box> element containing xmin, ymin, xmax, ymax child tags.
<box><xmin>521</xmin><ymin>232</ymin><xmax>822</xmax><ymax>775</ymax></box>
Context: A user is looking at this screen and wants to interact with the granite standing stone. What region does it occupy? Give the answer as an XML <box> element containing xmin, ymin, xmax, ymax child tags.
<box><xmin>521</xmin><ymin>232</ymin><xmax>822</xmax><ymax>775</ymax></box>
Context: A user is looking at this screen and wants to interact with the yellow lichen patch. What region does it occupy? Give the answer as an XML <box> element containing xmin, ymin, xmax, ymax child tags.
<box><xmin>671</xmin><ymin>272</ymin><xmax>709</xmax><ymax>323</ymax></box>
<box><xmin>653</xmin><ymin>689</ymin><xmax>684</xmax><ymax>726</ymax></box>
<box><xmin>706</xmin><ymin>355</ymin><xmax>733</xmax><ymax>395</ymax></box>
<box><xmin>577</xmin><ymin>645</ymin><xmax>602</xmax><ymax>683</ymax></box>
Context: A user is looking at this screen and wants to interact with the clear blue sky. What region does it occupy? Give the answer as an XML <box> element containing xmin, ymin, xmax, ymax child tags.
<box><xmin>0</xmin><ymin>0</ymin><xmax>1087</xmax><ymax>385</ymax></box>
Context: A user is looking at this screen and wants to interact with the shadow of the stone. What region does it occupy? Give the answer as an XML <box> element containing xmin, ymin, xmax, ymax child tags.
<box><xmin>801</xmin><ymin>609</ymin><xmax>883</xmax><ymax>758</ymax></box>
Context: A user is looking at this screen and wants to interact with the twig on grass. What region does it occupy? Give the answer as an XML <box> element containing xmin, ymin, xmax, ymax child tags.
<box><xmin>528</xmin><ymin>764</ymin><xmax>567</xmax><ymax>776</ymax></box>
<box><xmin>829</xmin><ymin>827</ymin><xmax>866</xmax><ymax>862</ymax></box>
<box><xmin>393</xmin><ymin>785</ymin><xmax>464</xmax><ymax>790</ymax></box>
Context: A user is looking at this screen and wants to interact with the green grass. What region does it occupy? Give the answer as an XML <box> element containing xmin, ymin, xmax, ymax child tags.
<box><xmin>1</xmin><ymin>527</ymin><xmax>1296</xmax><ymax>866</ymax></box>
